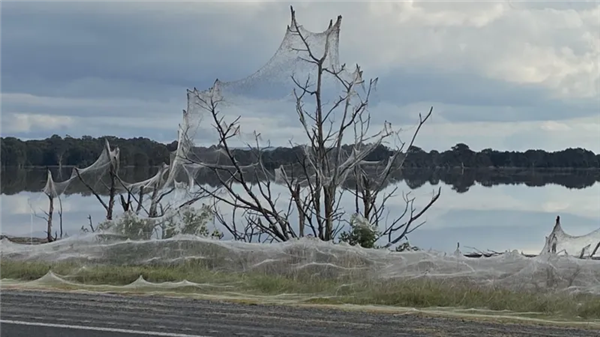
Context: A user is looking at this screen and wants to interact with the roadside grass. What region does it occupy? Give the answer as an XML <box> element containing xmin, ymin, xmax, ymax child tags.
<box><xmin>2</xmin><ymin>259</ymin><xmax>599</xmax><ymax>320</ymax></box>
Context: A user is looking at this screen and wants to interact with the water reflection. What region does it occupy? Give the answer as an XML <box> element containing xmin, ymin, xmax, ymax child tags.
<box><xmin>1</xmin><ymin>167</ymin><xmax>599</xmax><ymax>254</ymax></box>
<box><xmin>2</xmin><ymin>167</ymin><xmax>599</xmax><ymax>195</ymax></box>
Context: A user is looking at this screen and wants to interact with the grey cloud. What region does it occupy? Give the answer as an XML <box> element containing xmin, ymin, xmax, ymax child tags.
<box><xmin>368</xmin><ymin>69</ymin><xmax>598</xmax><ymax>124</ymax></box>
<box><xmin>5</xmin><ymin>121</ymin><xmax>178</xmax><ymax>144</ymax></box>
<box><xmin>2</xmin><ymin>1</ymin><xmax>597</xmax><ymax>146</ymax></box>
<box><xmin>375</xmin><ymin>69</ymin><xmax>548</xmax><ymax>108</ymax></box>
<box><xmin>2</xmin><ymin>2</ymin><xmax>285</xmax><ymax>97</ymax></box>
<box><xmin>1</xmin><ymin>75</ymin><xmax>185</xmax><ymax>102</ymax></box>
<box><xmin>2</xmin><ymin>93</ymin><xmax>184</xmax><ymax>119</ymax></box>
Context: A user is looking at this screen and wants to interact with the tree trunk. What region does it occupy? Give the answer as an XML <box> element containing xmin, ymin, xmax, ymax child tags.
<box><xmin>47</xmin><ymin>195</ymin><xmax>54</xmax><ymax>242</ymax></box>
<box><xmin>106</xmin><ymin>162</ymin><xmax>116</xmax><ymax>220</ymax></box>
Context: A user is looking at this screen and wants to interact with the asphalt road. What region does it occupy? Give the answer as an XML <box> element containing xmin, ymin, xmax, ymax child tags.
<box><xmin>1</xmin><ymin>289</ymin><xmax>598</xmax><ymax>337</ymax></box>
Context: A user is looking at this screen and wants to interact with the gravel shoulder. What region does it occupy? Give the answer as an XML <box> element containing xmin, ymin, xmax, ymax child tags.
<box><xmin>1</xmin><ymin>289</ymin><xmax>598</xmax><ymax>337</ymax></box>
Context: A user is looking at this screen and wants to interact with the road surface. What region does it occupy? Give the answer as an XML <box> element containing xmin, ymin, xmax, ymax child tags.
<box><xmin>0</xmin><ymin>289</ymin><xmax>597</xmax><ymax>337</ymax></box>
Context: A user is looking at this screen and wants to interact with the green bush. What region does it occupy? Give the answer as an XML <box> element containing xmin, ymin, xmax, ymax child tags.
<box><xmin>339</xmin><ymin>214</ymin><xmax>379</xmax><ymax>248</ymax></box>
<box><xmin>91</xmin><ymin>205</ymin><xmax>223</xmax><ymax>240</ymax></box>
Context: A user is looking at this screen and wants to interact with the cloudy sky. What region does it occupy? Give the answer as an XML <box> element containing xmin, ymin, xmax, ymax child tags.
<box><xmin>2</xmin><ymin>0</ymin><xmax>599</xmax><ymax>152</ymax></box>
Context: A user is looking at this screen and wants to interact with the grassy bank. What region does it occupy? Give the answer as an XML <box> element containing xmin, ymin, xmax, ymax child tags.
<box><xmin>2</xmin><ymin>260</ymin><xmax>600</xmax><ymax>320</ymax></box>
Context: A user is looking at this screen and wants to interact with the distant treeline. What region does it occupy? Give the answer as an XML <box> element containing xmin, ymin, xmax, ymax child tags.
<box><xmin>1</xmin><ymin>135</ymin><xmax>599</xmax><ymax>169</ymax></box>
<box><xmin>3</xmin><ymin>166</ymin><xmax>599</xmax><ymax>196</ymax></box>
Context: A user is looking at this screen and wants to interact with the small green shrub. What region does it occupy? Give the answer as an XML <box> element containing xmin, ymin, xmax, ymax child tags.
<box><xmin>89</xmin><ymin>204</ymin><xmax>223</xmax><ymax>240</ymax></box>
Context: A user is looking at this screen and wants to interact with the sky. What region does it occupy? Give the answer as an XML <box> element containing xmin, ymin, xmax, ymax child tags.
<box><xmin>1</xmin><ymin>0</ymin><xmax>599</xmax><ymax>152</ymax></box>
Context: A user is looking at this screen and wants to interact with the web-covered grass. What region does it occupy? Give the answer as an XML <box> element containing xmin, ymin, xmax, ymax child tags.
<box><xmin>2</xmin><ymin>234</ymin><xmax>600</xmax><ymax>320</ymax></box>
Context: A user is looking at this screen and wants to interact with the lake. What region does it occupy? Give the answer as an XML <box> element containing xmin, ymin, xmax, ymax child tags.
<box><xmin>1</xmin><ymin>167</ymin><xmax>599</xmax><ymax>254</ymax></box>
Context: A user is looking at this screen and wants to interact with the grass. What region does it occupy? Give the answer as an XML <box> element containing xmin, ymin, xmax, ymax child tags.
<box><xmin>2</xmin><ymin>259</ymin><xmax>600</xmax><ymax>321</ymax></box>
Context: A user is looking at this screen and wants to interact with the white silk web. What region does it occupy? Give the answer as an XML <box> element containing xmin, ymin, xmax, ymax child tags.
<box><xmin>12</xmin><ymin>7</ymin><xmax>600</xmax><ymax>296</ymax></box>
<box><xmin>2</xmin><ymin>234</ymin><xmax>600</xmax><ymax>295</ymax></box>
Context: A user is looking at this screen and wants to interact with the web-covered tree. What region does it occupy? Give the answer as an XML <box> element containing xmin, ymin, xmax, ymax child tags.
<box><xmin>179</xmin><ymin>6</ymin><xmax>440</xmax><ymax>246</ymax></box>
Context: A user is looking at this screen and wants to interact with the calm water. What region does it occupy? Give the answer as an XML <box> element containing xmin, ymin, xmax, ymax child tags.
<box><xmin>1</xmin><ymin>167</ymin><xmax>599</xmax><ymax>254</ymax></box>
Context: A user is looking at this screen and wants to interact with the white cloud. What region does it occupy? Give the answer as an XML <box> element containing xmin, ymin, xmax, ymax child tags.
<box><xmin>540</xmin><ymin>120</ymin><xmax>571</xmax><ymax>132</ymax></box>
<box><xmin>1</xmin><ymin>113</ymin><xmax>75</xmax><ymax>133</ymax></box>
<box><xmin>335</xmin><ymin>1</ymin><xmax>600</xmax><ymax>99</ymax></box>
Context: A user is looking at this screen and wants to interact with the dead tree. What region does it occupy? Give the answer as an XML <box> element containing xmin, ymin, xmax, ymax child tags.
<box><xmin>35</xmin><ymin>169</ymin><xmax>65</xmax><ymax>242</ymax></box>
<box><xmin>349</xmin><ymin>109</ymin><xmax>441</xmax><ymax>247</ymax></box>
<box><xmin>75</xmin><ymin>139</ymin><xmax>119</xmax><ymax>220</ymax></box>
<box><xmin>41</xmin><ymin>192</ymin><xmax>54</xmax><ymax>242</ymax></box>
<box><xmin>185</xmin><ymin>6</ymin><xmax>438</xmax><ymax>245</ymax></box>
<box><xmin>57</xmin><ymin>193</ymin><xmax>64</xmax><ymax>239</ymax></box>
